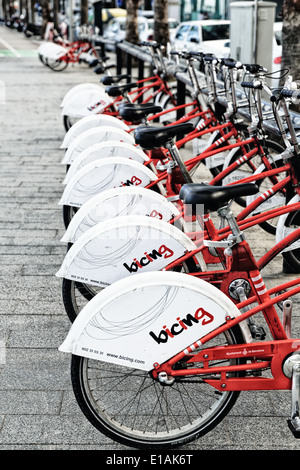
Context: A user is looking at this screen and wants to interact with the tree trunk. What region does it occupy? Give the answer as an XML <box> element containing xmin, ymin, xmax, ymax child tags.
<box><xmin>53</xmin><ymin>0</ymin><xmax>59</xmax><ymax>29</ymax></box>
<box><xmin>125</xmin><ymin>0</ymin><xmax>140</xmax><ymax>44</ymax></box>
<box><xmin>281</xmin><ymin>0</ymin><xmax>300</xmax><ymax>111</ymax></box>
<box><xmin>81</xmin><ymin>0</ymin><xmax>88</xmax><ymax>25</ymax></box>
<box><xmin>40</xmin><ymin>0</ymin><xmax>51</xmax><ymax>38</ymax></box>
<box><xmin>154</xmin><ymin>0</ymin><xmax>169</xmax><ymax>49</ymax></box>
<box><xmin>281</xmin><ymin>0</ymin><xmax>300</xmax><ymax>81</ymax></box>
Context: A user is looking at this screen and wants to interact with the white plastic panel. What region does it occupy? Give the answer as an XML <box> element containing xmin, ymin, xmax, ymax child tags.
<box><xmin>61</xmin><ymin>186</ymin><xmax>180</xmax><ymax>243</ymax></box>
<box><xmin>60</xmin><ymin>83</ymin><xmax>105</xmax><ymax>108</ymax></box>
<box><xmin>61</xmin><ymin>88</ymin><xmax>113</xmax><ymax>119</ymax></box>
<box><xmin>56</xmin><ymin>215</ymin><xmax>197</xmax><ymax>286</ymax></box>
<box><xmin>61</xmin><ymin>127</ymin><xmax>135</xmax><ymax>165</ymax></box>
<box><xmin>59</xmin><ymin>271</ymin><xmax>240</xmax><ymax>371</ymax></box>
<box><xmin>59</xmin><ymin>157</ymin><xmax>157</xmax><ymax>207</ymax></box>
<box><xmin>61</xmin><ymin>114</ymin><xmax>130</xmax><ymax>149</ymax></box>
<box><xmin>63</xmin><ymin>141</ymin><xmax>149</xmax><ymax>185</ymax></box>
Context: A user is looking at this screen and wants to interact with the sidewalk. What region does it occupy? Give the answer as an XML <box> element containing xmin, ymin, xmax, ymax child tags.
<box><xmin>0</xmin><ymin>25</ymin><xmax>299</xmax><ymax>451</ymax></box>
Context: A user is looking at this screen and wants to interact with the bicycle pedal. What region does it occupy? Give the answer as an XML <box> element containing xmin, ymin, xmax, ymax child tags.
<box><xmin>248</xmin><ymin>323</ymin><xmax>266</xmax><ymax>340</ymax></box>
<box><xmin>287</xmin><ymin>417</ymin><xmax>300</xmax><ymax>438</ymax></box>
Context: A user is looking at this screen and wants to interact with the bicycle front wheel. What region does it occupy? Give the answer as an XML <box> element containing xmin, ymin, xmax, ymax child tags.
<box><xmin>70</xmin><ymin>325</ymin><xmax>244</xmax><ymax>449</ymax></box>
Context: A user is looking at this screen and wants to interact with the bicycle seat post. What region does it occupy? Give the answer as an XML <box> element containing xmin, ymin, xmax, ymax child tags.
<box><xmin>217</xmin><ymin>203</ymin><xmax>245</xmax><ymax>245</ymax></box>
<box><xmin>165</xmin><ymin>140</ymin><xmax>194</xmax><ymax>184</ymax></box>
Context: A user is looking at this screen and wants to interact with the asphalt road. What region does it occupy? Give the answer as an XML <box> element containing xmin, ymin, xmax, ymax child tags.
<box><xmin>0</xmin><ymin>24</ymin><xmax>300</xmax><ymax>455</ymax></box>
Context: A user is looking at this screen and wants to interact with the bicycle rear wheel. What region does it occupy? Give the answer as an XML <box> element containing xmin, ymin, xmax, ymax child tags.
<box><xmin>280</xmin><ymin>209</ymin><xmax>300</xmax><ymax>273</ymax></box>
<box><xmin>45</xmin><ymin>58</ymin><xmax>68</xmax><ymax>71</ymax></box>
<box><xmin>70</xmin><ymin>325</ymin><xmax>244</xmax><ymax>449</ymax></box>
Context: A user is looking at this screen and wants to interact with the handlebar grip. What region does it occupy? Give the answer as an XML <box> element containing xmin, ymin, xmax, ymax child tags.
<box><xmin>241</xmin><ymin>81</ymin><xmax>263</xmax><ymax>89</ymax></box>
<box><xmin>203</xmin><ymin>55</ymin><xmax>217</xmax><ymax>62</ymax></box>
<box><xmin>221</xmin><ymin>59</ymin><xmax>242</xmax><ymax>69</ymax></box>
<box><xmin>270</xmin><ymin>88</ymin><xmax>300</xmax><ymax>103</ymax></box>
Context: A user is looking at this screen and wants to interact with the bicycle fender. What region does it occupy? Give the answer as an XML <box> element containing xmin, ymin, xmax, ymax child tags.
<box><xmin>58</xmin><ymin>271</ymin><xmax>241</xmax><ymax>371</ymax></box>
<box><xmin>61</xmin><ymin>127</ymin><xmax>135</xmax><ymax>165</ymax></box>
<box><xmin>37</xmin><ymin>42</ymin><xmax>68</xmax><ymax>61</ymax></box>
<box><xmin>58</xmin><ymin>157</ymin><xmax>157</xmax><ymax>207</ymax></box>
<box><xmin>60</xmin><ymin>83</ymin><xmax>105</xmax><ymax>108</ymax></box>
<box><xmin>61</xmin><ymin>186</ymin><xmax>180</xmax><ymax>243</ymax></box>
<box><xmin>276</xmin><ymin>194</ymin><xmax>300</xmax><ymax>252</ymax></box>
<box><xmin>61</xmin><ymin>88</ymin><xmax>113</xmax><ymax>119</ymax></box>
<box><xmin>56</xmin><ymin>215</ymin><xmax>197</xmax><ymax>287</ymax></box>
<box><xmin>61</xmin><ymin>114</ymin><xmax>130</xmax><ymax>149</ymax></box>
<box><xmin>63</xmin><ymin>141</ymin><xmax>149</xmax><ymax>185</ymax></box>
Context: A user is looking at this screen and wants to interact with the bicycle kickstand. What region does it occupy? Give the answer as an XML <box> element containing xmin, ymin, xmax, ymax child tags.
<box><xmin>284</xmin><ymin>352</ymin><xmax>300</xmax><ymax>438</ymax></box>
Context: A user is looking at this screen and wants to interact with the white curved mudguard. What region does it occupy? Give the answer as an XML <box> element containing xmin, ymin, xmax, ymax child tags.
<box><xmin>61</xmin><ymin>127</ymin><xmax>135</xmax><ymax>165</ymax></box>
<box><xmin>63</xmin><ymin>141</ymin><xmax>149</xmax><ymax>185</ymax></box>
<box><xmin>276</xmin><ymin>194</ymin><xmax>300</xmax><ymax>252</ymax></box>
<box><xmin>61</xmin><ymin>186</ymin><xmax>180</xmax><ymax>243</ymax></box>
<box><xmin>61</xmin><ymin>88</ymin><xmax>113</xmax><ymax>119</ymax></box>
<box><xmin>60</xmin><ymin>83</ymin><xmax>105</xmax><ymax>108</ymax></box>
<box><xmin>58</xmin><ymin>271</ymin><xmax>242</xmax><ymax>371</ymax></box>
<box><xmin>56</xmin><ymin>215</ymin><xmax>197</xmax><ymax>286</ymax></box>
<box><xmin>61</xmin><ymin>114</ymin><xmax>130</xmax><ymax>149</ymax></box>
<box><xmin>59</xmin><ymin>157</ymin><xmax>157</xmax><ymax>207</ymax></box>
<box><xmin>38</xmin><ymin>42</ymin><xmax>68</xmax><ymax>61</ymax></box>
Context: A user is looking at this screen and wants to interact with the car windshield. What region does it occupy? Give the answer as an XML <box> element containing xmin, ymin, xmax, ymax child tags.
<box><xmin>202</xmin><ymin>24</ymin><xmax>230</xmax><ymax>41</ymax></box>
<box><xmin>175</xmin><ymin>24</ymin><xmax>190</xmax><ymax>40</ymax></box>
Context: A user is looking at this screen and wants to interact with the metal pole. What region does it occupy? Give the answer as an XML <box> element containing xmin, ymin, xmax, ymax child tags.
<box><xmin>69</xmin><ymin>0</ymin><xmax>74</xmax><ymax>42</ymax></box>
<box><xmin>253</xmin><ymin>0</ymin><xmax>258</xmax><ymax>63</ymax></box>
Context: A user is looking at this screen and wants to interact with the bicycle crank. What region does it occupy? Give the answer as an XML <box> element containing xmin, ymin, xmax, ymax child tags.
<box><xmin>283</xmin><ymin>352</ymin><xmax>300</xmax><ymax>438</ymax></box>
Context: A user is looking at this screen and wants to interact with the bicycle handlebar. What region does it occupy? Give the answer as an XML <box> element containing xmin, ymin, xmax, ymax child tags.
<box><xmin>270</xmin><ymin>88</ymin><xmax>300</xmax><ymax>103</ymax></box>
<box><xmin>244</xmin><ymin>64</ymin><xmax>268</xmax><ymax>74</ymax></box>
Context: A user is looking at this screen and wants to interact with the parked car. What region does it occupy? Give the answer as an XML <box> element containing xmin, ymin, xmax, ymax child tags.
<box><xmin>103</xmin><ymin>16</ymin><xmax>179</xmax><ymax>49</ymax></box>
<box><xmin>140</xmin><ymin>17</ymin><xmax>179</xmax><ymax>42</ymax></box>
<box><xmin>170</xmin><ymin>20</ymin><xmax>231</xmax><ymax>56</ymax></box>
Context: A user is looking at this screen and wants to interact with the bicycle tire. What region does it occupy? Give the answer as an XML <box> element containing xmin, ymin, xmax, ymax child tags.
<box><xmin>62</xmin><ymin>204</ymin><xmax>78</xmax><ymax>229</ymax></box>
<box><xmin>280</xmin><ymin>209</ymin><xmax>300</xmax><ymax>273</ymax></box>
<box><xmin>70</xmin><ymin>324</ymin><xmax>245</xmax><ymax>449</ymax></box>
<box><xmin>45</xmin><ymin>58</ymin><xmax>68</xmax><ymax>71</ymax></box>
<box><xmin>243</xmin><ymin>154</ymin><xmax>287</xmax><ymax>235</ymax></box>
<box><xmin>63</xmin><ymin>115</ymin><xmax>80</xmax><ymax>132</ymax></box>
<box><xmin>217</xmin><ymin>138</ymin><xmax>285</xmax><ymax>211</ymax></box>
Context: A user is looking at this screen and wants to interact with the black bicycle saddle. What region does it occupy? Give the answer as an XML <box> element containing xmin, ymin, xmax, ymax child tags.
<box><xmin>118</xmin><ymin>103</ymin><xmax>163</xmax><ymax>122</ymax></box>
<box><xmin>105</xmin><ymin>82</ymin><xmax>138</xmax><ymax>97</ymax></box>
<box><xmin>101</xmin><ymin>74</ymin><xmax>131</xmax><ymax>86</ymax></box>
<box><xmin>179</xmin><ymin>183</ymin><xmax>259</xmax><ymax>212</ymax></box>
<box><xmin>134</xmin><ymin>123</ymin><xmax>194</xmax><ymax>149</ymax></box>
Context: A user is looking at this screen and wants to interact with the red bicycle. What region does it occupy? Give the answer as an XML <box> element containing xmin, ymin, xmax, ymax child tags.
<box><xmin>61</xmin><ymin>181</ymin><xmax>300</xmax><ymax>448</ymax></box>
